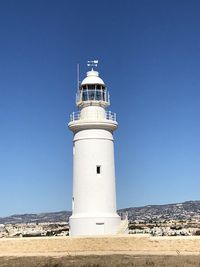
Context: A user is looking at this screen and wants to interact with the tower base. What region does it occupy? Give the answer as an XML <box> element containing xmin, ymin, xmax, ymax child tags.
<box><xmin>69</xmin><ymin>214</ymin><xmax>121</xmax><ymax>236</ymax></box>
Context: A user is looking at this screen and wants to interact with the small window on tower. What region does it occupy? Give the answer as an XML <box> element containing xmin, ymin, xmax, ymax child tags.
<box><xmin>96</xmin><ymin>165</ymin><xmax>101</xmax><ymax>174</ymax></box>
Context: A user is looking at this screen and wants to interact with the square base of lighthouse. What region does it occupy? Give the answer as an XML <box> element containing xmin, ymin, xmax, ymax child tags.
<box><xmin>69</xmin><ymin>215</ymin><xmax>121</xmax><ymax>236</ymax></box>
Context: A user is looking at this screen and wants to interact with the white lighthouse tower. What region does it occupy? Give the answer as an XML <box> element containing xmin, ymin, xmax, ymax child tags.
<box><xmin>68</xmin><ymin>61</ymin><xmax>123</xmax><ymax>236</ymax></box>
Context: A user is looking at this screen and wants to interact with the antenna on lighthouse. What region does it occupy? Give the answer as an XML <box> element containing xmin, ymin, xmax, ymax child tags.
<box><xmin>87</xmin><ymin>60</ymin><xmax>99</xmax><ymax>70</ymax></box>
<box><xmin>77</xmin><ymin>63</ymin><xmax>80</xmax><ymax>90</ymax></box>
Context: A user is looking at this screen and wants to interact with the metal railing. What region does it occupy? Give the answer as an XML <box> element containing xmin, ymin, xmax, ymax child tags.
<box><xmin>70</xmin><ymin>111</ymin><xmax>80</xmax><ymax>121</ymax></box>
<box><xmin>106</xmin><ymin>111</ymin><xmax>116</xmax><ymax>121</ymax></box>
<box><xmin>69</xmin><ymin>111</ymin><xmax>117</xmax><ymax>122</ymax></box>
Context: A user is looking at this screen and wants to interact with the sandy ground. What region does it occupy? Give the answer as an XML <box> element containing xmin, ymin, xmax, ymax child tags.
<box><xmin>0</xmin><ymin>234</ymin><xmax>200</xmax><ymax>257</ymax></box>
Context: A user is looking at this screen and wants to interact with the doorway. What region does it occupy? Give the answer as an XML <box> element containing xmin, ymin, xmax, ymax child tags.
<box><xmin>96</xmin><ymin>222</ymin><xmax>105</xmax><ymax>234</ymax></box>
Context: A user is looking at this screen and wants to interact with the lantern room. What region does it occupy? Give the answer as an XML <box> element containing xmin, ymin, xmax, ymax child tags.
<box><xmin>76</xmin><ymin>70</ymin><xmax>110</xmax><ymax>108</ymax></box>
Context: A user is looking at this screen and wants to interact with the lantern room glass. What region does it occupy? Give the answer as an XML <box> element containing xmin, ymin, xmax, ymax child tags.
<box><xmin>79</xmin><ymin>84</ymin><xmax>107</xmax><ymax>102</ymax></box>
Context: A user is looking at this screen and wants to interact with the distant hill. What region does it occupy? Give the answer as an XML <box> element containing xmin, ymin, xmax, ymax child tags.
<box><xmin>0</xmin><ymin>211</ymin><xmax>72</xmax><ymax>224</ymax></box>
<box><xmin>1</xmin><ymin>201</ymin><xmax>200</xmax><ymax>224</ymax></box>
<box><xmin>119</xmin><ymin>200</ymin><xmax>200</xmax><ymax>221</ymax></box>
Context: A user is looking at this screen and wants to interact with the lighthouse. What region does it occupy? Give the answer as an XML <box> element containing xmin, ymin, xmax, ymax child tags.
<box><xmin>68</xmin><ymin>61</ymin><xmax>123</xmax><ymax>236</ymax></box>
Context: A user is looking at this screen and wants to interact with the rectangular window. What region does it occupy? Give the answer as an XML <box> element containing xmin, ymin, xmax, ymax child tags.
<box><xmin>96</xmin><ymin>165</ymin><xmax>101</xmax><ymax>174</ymax></box>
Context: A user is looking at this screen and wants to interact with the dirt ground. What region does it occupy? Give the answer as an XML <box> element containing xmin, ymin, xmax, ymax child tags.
<box><xmin>0</xmin><ymin>234</ymin><xmax>200</xmax><ymax>257</ymax></box>
<box><xmin>1</xmin><ymin>255</ymin><xmax>200</xmax><ymax>267</ymax></box>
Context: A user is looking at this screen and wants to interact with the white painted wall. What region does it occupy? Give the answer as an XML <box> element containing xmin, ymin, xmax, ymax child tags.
<box><xmin>69</xmin><ymin>127</ymin><xmax>120</xmax><ymax>236</ymax></box>
<box><xmin>73</xmin><ymin>129</ymin><xmax>117</xmax><ymax>215</ymax></box>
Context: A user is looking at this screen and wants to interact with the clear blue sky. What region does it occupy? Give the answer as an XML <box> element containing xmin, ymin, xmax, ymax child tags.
<box><xmin>0</xmin><ymin>0</ymin><xmax>200</xmax><ymax>217</ymax></box>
